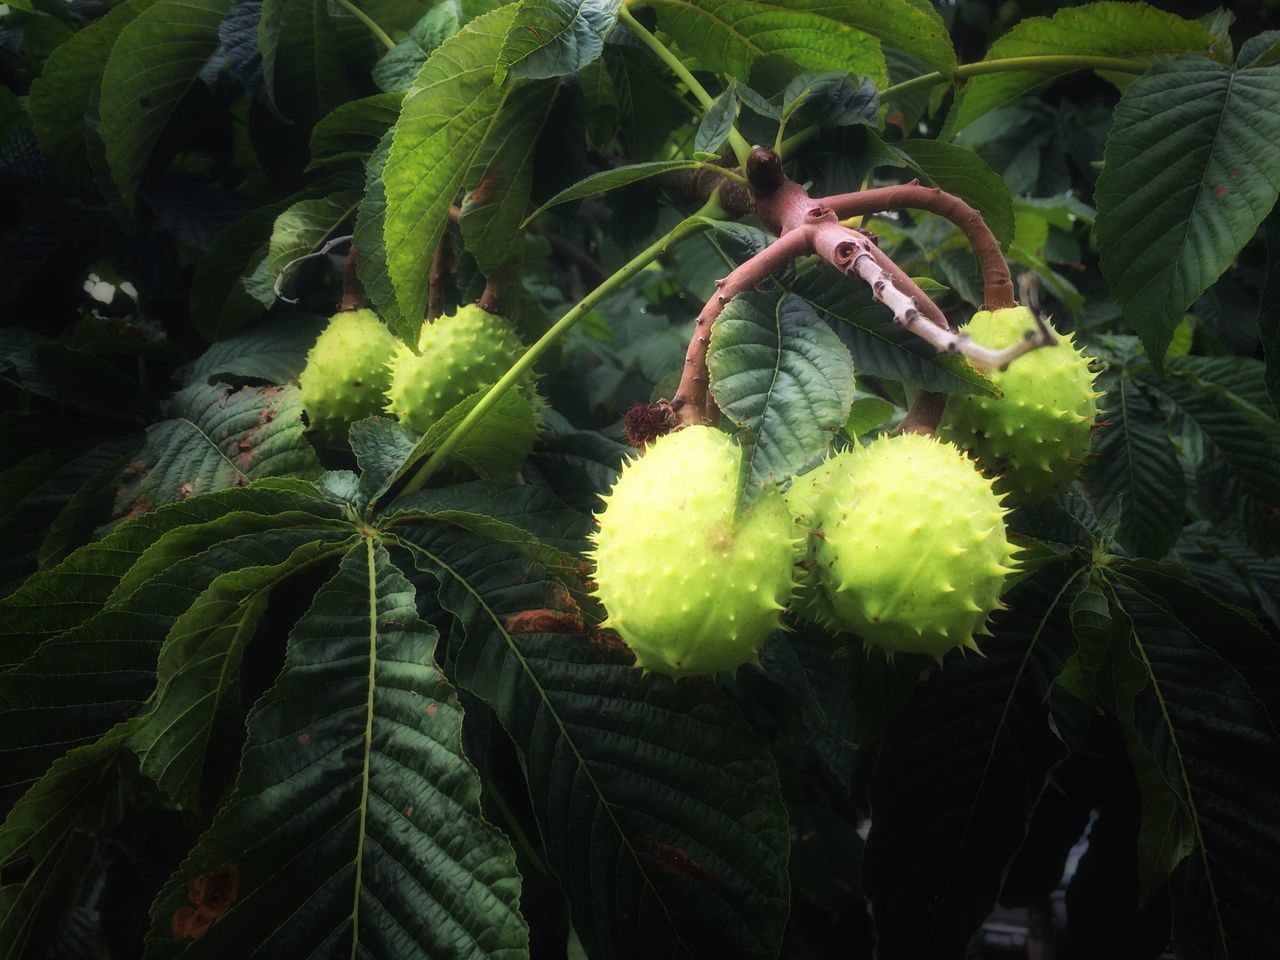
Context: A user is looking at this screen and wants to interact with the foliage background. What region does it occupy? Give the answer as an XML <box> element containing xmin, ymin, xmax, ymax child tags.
<box><xmin>1</xmin><ymin>0</ymin><xmax>1279</xmax><ymax>958</ymax></box>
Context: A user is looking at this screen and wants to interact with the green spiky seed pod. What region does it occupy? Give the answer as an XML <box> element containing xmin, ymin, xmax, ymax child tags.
<box><xmin>385</xmin><ymin>304</ymin><xmax>531</xmax><ymax>434</ymax></box>
<box><xmin>939</xmin><ymin>306</ymin><xmax>1100</xmax><ymax>502</ymax></box>
<box><xmin>590</xmin><ymin>426</ymin><xmax>798</xmax><ymax>678</ymax></box>
<box><xmin>809</xmin><ymin>434</ymin><xmax>1016</xmax><ymax>659</ymax></box>
<box><xmin>298</xmin><ymin>309</ymin><xmax>400</xmax><ymax>443</ymax></box>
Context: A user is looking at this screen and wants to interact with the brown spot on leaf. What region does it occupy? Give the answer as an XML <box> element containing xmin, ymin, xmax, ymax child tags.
<box><xmin>1213</xmin><ymin>185</ymin><xmax>1228</xmax><ymax>197</ymax></box>
<box><xmin>171</xmin><ymin>865</ymin><xmax>238</xmax><ymax>940</ymax></box>
<box><xmin>298</xmin><ymin>732</ymin><xmax>310</xmax><ymax>745</ymax></box>
<box><xmin>505</xmin><ymin>608</ymin><xmax>588</xmax><ymax>635</ymax></box>
<box><xmin>634</xmin><ymin>835</ymin><xmax>715</xmax><ymax>887</ymax></box>
<box><xmin>426</xmin><ymin>703</ymin><xmax>438</xmax><ymax>718</ymax></box>
<box><xmin>176</xmin><ymin>482</ymin><xmax>194</xmax><ymax>501</ymax></box>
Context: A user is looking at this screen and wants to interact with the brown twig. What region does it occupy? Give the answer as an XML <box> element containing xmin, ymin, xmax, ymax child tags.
<box><xmin>339</xmin><ymin>244</ymin><xmax>364</xmax><ymax>311</ymax></box>
<box><xmin>476</xmin><ymin>281</ymin><xmax>501</xmax><ymax>315</ymax></box>
<box><xmin>672</xmin><ymin>148</ymin><xmax>1052</xmax><ymax>428</ymax></box>
<box><xmin>820</xmin><ymin>182</ymin><xmax>1016</xmax><ymax>310</ymax></box>
<box><xmin>427</xmin><ymin>232</ymin><xmax>453</xmax><ymax>321</ymax></box>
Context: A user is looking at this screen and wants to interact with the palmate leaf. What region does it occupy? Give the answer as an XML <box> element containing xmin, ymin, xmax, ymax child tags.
<box><xmin>99</xmin><ymin>0</ymin><xmax>233</xmax><ymax>210</ymax></box>
<box><xmin>945</xmin><ymin>2</ymin><xmax>1215</xmax><ymax>137</ymax></box>
<box><xmin>383</xmin><ymin>5</ymin><xmax>520</xmax><ymax>326</ymax></box>
<box><xmin>128</xmin><ymin>534</ymin><xmax>357</xmax><ymax>806</ymax></box>
<box><xmin>1083</xmin><ymin>375</ymin><xmax>1185</xmax><ymax>558</ymax></box>
<box><xmin>864</xmin><ymin>570</ymin><xmax>1081</xmax><ymax>960</ymax></box>
<box><xmin>1095</xmin><ymin>56</ymin><xmax>1280</xmax><ymax>363</ymax></box>
<box><xmin>1111</xmin><ymin>585</ymin><xmax>1280</xmax><ymax>958</ymax></box>
<box><xmin>496</xmin><ymin>0</ymin><xmax>623</xmax><ymax>83</ymax></box>
<box><xmin>0</xmin><ymin>720</ymin><xmax>142</xmax><ymax>960</ymax></box>
<box><xmin>393</xmin><ymin>523</ymin><xmax>790</xmax><ymax>960</ymax></box>
<box><xmin>0</xmin><ymin>497</ymin><xmax>352</xmax><ymax>814</ymax></box>
<box><xmin>144</xmin><ymin>541</ymin><xmax>528</xmax><ymax>959</ymax></box>
<box><xmin>646</xmin><ymin>0</ymin><xmax>888</xmax><ymax>88</ymax></box>
<box><xmin>707</xmin><ymin>292</ymin><xmax>856</xmax><ymax>504</ymax></box>
<box><xmin>0</xmin><ymin>482</ymin><xmax>331</xmax><ymax>666</ymax></box>
<box><xmin>114</xmin><ymin>382</ymin><xmax>321</xmax><ymax>516</ymax></box>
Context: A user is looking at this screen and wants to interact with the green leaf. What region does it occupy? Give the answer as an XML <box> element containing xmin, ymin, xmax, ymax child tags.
<box><xmin>707</xmin><ymin>292</ymin><xmax>856</xmax><ymax>503</ymax></box>
<box><xmin>695</xmin><ymin>84</ymin><xmax>737</xmax><ymax>155</ymax></box>
<box><xmin>1095</xmin><ymin>56</ymin><xmax>1280</xmax><ymax>363</ymax></box>
<box><xmin>370</xmin><ymin>0</ymin><xmax>498</xmax><ymax>93</ymax></box>
<box><xmin>258</xmin><ymin>0</ymin><xmax>352</xmax><ymax>124</ymax></box>
<box><xmin>394</xmin><ymin>524</ymin><xmax>791</xmax><ymax>960</ymax></box>
<box><xmin>864</xmin><ymin>571</ymin><xmax>1082</xmax><ymax>958</ymax></box>
<box><xmin>461</xmin><ymin>79</ymin><xmax>559</xmax><ymax>285</ymax></box>
<box><xmin>27</xmin><ymin>0</ymin><xmax>157</xmax><ymax>183</ymax></box>
<box><xmin>307</xmin><ymin>92</ymin><xmax>403</xmax><ymax>168</ymax></box>
<box><xmin>0</xmin><ymin>483</ymin><xmax>328</xmax><ymax>665</ymax></box>
<box><xmin>0</xmin><ymin>500</ymin><xmax>348</xmax><ymax>813</ymax></box>
<box><xmin>128</xmin><ymin>534</ymin><xmax>355</xmax><ymax>806</ymax></box>
<box><xmin>176</xmin><ymin>315</ymin><xmax>327</xmax><ymax>387</ymax></box>
<box><xmin>946</xmin><ymin>2</ymin><xmax>1216</xmax><ymax>137</ymax></box>
<box><xmin>1083</xmin><ymin>376</ymin><xmax>1185</xmax><ymax>558</ymax></box>
<box><xmin>889</xmin><ymin>138</ymin><xmax>1015</xmax><ymax>249</ymax></box>
<box><xmin>1112</xmin><ymin>585</ymin><xmax>1280</xmax><ymax>957</ymax></box>
<box><xmin>349</xmin><ymin>416</ymin><xmax>419</xmax><ymax>503</ymax></box>
<box><xmin>1261</xmin><ymin>214</ymin><xmax>1280</xmax><ymax>410</ymax></box>
<box><xmin>647</xmin><ymin>0</ymin><xmax>888</xmax><ymax>88</ymax></box>
<box><xmin>245</xmin><ymin>190</ymin><xmax>361</xmax><ymax>306</ymax></box>
<box><xmin>522</xmin><ymin>159</ymin><xmax>706</xmax><ymax>225</ymax></box>
<box><xmin>11</xmin><ymin>341</ymin><xmax>157</xmax><ymax>423</ymax></box>
<box><xmin>496</xmin><ymin>0</ymin><xmax>622</xmax><ymax>83</ymax></box>
<box><xmin>99</xmin><ymin>0</ymin><xmax>233</xmax><ymax>209</ymax></box>
<box><xmin>355</xmin><ymin>131</ymin><xmax>412</xmax><ymax>341</ymax></box>
<box><xmin>143</xmin><ymin>541</ymin><xmax>529</xmax><ymax>958</ymax></box>
<box><xmin>0</xmin><ymin>720</ymin><xmax>142</xmax><ymax>960</ymax></box>
<box><xmin>384</xmin><ymin>5</ymin><xmax>519</xmax><ymax>325</ymax></box>
<box><xmin>842</xmin><ymin>396</ymin><xmax>895</xmax><ymax>438</ymax></box>
<box><xmin>114</xmin><ymin>383</ymin><xmax>321</xmax><ymax>516</ymax></box>
<box><xmin>415</xmin><ymin>385</ymin><xmax>539</xmax><ymax>479</ymax></box>
<box><xmin>1239</xmin><ymin>30</ymin><xmax>1280</xmax><ymax>69</ymax></box>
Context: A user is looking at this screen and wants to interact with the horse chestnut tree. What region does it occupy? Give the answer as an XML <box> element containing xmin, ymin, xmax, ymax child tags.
<box><xmin>1</xmin><ymin>2</ymin><xmax>1279</xmax><ymax>959</ymax></box>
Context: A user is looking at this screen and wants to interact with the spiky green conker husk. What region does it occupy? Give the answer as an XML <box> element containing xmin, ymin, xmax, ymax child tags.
<box><xmin>298</xmin><ymin>309</ymin><xmax>399</xmax><ymax>443</ymax></box>
<box><xmin>939</xmin><ymin>306</ymin><xmax>1100</xmax><ymax>502</ymax></box>
<box><xmin>385</xmin><ymin>304</ymin><xmax>530</xmax><ymax>434</ymax></box>
<box><xmin>809</xmin><ymin>434</ymin><xmax>1016</xmax><ymax>659</ymax></box>
<box><xmin>784</xmin><ymin>458</ymin><xmax>844</xmax><ymax>629</ymax></box>
<box><xmin>590</xmin><ymin>426</ymin><xmax>798</xmax><ymax>678</ymax></box>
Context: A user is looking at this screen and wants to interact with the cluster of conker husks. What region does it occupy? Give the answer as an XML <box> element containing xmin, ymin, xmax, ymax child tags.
<box><xmin>589</xmin><ymin>307</ymin><xmax>1099</xmax><ymax>679</ymax></box>
<box><xmin>297</xmin><ymin>304</ymin><xmax>540</xmax><ymax>472</ymax></box>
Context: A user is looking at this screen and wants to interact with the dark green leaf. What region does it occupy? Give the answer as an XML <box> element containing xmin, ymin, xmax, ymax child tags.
<box><xmin>890</xmin><ymin>138</ymin><xmax>1015</xmax><ymax>249</ymax></box>
<box><xmin>865</xmin><ymin>571</ymin><xmax>1081</xmax><ymax>959</ymax></box>
<box><xmin>1239</xmin><ymin>30</ymin><xmax>1280</xmax><ymax>68</ymax></box>
<box><xmin>27</xmin><ymin>0</ymin><xmax>157</xmax><ymax>182</ymax></box>
<box><xmin>354</xmin><ymin>130</ymin><xmax>411</xmax><ymax>341</ymax></box>
<box><xmin>128</xmin><ymin>534</ymin><xmax>355</xmax><ymax>805</ymax></box>
<box><xmin>176</xmin><ymin>315</ymin><xmax>327</xmax><ymax>387</ymax></box>
<box><xmin>708</xmin><ymin>292</ymin><xmax>856</xmax><ymax>503</ymax></box>
<box><xmin>308</xmin><ymin>92</ymin><xmax>403</xmax><ymax>168</ymax></box>
<box><xmin>522</xmin><ymin>159</ymin><xmax>705</xmax><ymax>225</ymax></box>
<box><xmin>1113</xmin><ymin>585</ymin><xmax>1280</xmax><ymax>957</ymax></box>
<box><xmin>258</xmin><ymin>0</ymin><xmax>352</xmax><ymax>124</ymax></box>
<box><xmin>1095</xmin><ymin>56</ymin><xmax>1280</xmax><ymax>363</ymax></box>
<box><xmin>695</xmin><ymin>85</ymin><xmax>737</xmax><ymax>155</ymax></box>
<box><xmin>114</xmin><ymin>383</ymin><xmax>321</xmax><ymax>516</ymax></box>
<box><xmin>1261</xmin><ymin>214</ymin><xmax>1280</xmax><ymax>410</ymax></box>
<box><xmin>144</xmin><ymin>541</ymin><xmax>529</xmax><ymax>957</ymax></box>
<box><xmin>497</xmin><ymin>0</ymin><xmax>622</xmax><ymax>83</ymax></box>
<box><xmin>11</xmin><ymin>341</ymin><xmax>156</xmax><ymax>423</ymax></box>
<box><xmin>1083</xmin><ymin>376</ymin><xmax>1184</xmax><ymax>558</ymax></box>
<box><xmin>394</xmin><ymin>525</ymin><xmax>791</xmax><ymax>960</ymax></box>
<box><xmin>945</xmin><ymin>3</ymin><xmax>1215</xmax><ymax>136</ymax></box>
<box><xmin>350</xmin><ymin>416</ymin><xmax>419</xmax><ymax>503</ymax></box>
<box><xmin>99</xmin><ymin>0</ymin><xmax>233</xmax><ymax>209</ymax></box>
<box><xmin>0</xmin><ymin>720</ymin><xmax>142</xmax><ymax>960</ymax></box>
